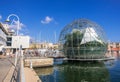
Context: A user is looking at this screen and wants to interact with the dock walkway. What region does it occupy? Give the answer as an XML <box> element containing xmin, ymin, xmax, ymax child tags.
<box><xmin>24</xmin><ymin>67</ymin><xmax>41</xmax><ymax>82</ymax></box>
<box><xmin>0</xmin><ymin>57</ymin><xmax>14</xmax><ymax>82</ymax></box>
<box><xmin>1</xmin><ymin>56</ymin><xmax>41</xmax><ymax>82</ymax></box>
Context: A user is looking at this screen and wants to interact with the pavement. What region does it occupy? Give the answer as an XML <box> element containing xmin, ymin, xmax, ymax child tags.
<box><xmin>24</xmin><ymin>67</ymin><xmax>41</xmax><ymax>82</ymax></box>
<box><xmin>0</xmin><ymin>57</ymin><xmax>14</xmax><ymax>82</ymax></box>
<box><xmin>0</xmin><ymin>56</ymin><xmax>41</xmax><ymax>82</ymax></box>
<box><xmin>3</xmin><ymin>66</ymin><xmax>15</xmax><ymax>82</ymax></box>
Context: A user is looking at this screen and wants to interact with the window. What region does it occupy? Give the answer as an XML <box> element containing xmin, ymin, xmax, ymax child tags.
<box><xmin>7</xmin><ymin>37</ymin><xmax>12</xmax><ymax>41</ymax></box>
<box><xmin>7</xmin><ymin>43</ymin><xmax>11</xmax><ymax>46</ymax></box>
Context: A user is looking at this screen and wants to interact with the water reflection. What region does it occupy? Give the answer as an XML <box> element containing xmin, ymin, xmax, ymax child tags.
<box><xmin>34</xmin><ymin>67</ymin><xmax>53</xmax><ymax>76</ymax></box>
<box><xmin>106</xmin><ymin>58</ymin><xmax>120</xmax><ymax>82</ymax></box>
<box><xmin>35</xmin><ymin>62</ymin><xmax>110</xmax><ymax>82</ymax></box>
<box><xmin>59</xmin><ymin>63</ymin><xmax>110</xmax><ymax>82</ymax></box>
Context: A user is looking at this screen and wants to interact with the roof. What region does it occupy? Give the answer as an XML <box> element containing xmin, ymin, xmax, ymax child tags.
<box><xmin>0</xmin><ymin>23</ymin><xmax>8</xmax><ymax>35</ymax></box>
<box><xmin>111</xmin><ymin>48</ymin><xmax>120</xmax><ymax>51</ymax></box>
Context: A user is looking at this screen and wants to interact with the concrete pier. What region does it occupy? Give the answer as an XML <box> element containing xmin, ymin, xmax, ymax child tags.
<box><xmin>24</xmin><ymin>58</ymin><xmax>54</xmax><ymax>67</ymax></box>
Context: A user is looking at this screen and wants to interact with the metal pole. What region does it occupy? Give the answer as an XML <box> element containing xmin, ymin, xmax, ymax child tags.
<box><xmin>7</xmin><ymin>14</ymin><xmax>26</xmax><ymax>82</ymax></box>
<box><xmin>6</xmin><ymin>14</ymin><xmax>20</xmax><ymax>66</ymax></box>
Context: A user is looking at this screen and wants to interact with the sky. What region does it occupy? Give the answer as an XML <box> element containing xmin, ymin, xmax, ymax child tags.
<box><xmin>0</xmin><ymin>0</ymin><xmax>120</xmax><ymax>43</ymax></box>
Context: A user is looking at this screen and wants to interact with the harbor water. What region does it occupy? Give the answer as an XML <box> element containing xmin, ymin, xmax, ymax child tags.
<box><xmin>34</xmin><ymin>58</ymin><xmax>120</xmax><ymax>82</ymax></box>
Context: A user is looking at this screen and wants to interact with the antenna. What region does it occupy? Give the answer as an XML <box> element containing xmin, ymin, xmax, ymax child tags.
<box><xmin>39</xmin><ymin>31</ymin><xmax>41</xmax><ymax>43</ymax></box>
<box><xmin>54</xmin><ymin>31</ymin><xmax>56</xmax><ymax>44</ymax></box>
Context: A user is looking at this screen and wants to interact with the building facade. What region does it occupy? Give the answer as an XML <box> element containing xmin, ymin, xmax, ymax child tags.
<box><xmin>0</xmin><ymin>22</ymin><xmax>30</xmax><ymax>55</ymax></box>
<box><xmin>29</xmin><ymin>42</ymin><xmax>58</xmax><ymax>49</ymax></box>
<box><xmin>1</xmin><ymin>24</ymin><xmax>30</xmax><ymax>55</ymax></box>
<box><xmin>0</xmin><ymin>23</ymin><xmax>8</xmax><ymax>53</ymax></box>
<box><xmin>108</xmin><ymin>42</ymin><xmax>120</xmax><ymax>54</ymax></box>
<box><xmin>5</xmin><ymin>35</ymin><xmax>30</xmax><ymax>55</ymax></box>
<box><xmin>6</xmin><ymin>36</ymin><xmax>30</xmax><ymax>48</ymax></box>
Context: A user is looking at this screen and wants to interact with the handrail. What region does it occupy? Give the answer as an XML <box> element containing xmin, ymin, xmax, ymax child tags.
<box><xmin>10</xmin><ymin>52</ymin><xmax>25</xmax><ymax>82</ymax></box>
<box><xmin>20</xmin><ymin>56</ymin><xmax>25</xmax><ymax>82</ymax></box>
<box><xmin>10</xmin><ymin>56</ymin><xmax>20</xmax><ymax>82</ymax></box>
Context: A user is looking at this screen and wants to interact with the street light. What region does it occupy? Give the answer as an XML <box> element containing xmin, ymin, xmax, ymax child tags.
<box><xmin>6</xmin><ymin>14</ymin><xmax>20</xmax><ymax>66</ymax></box>
<box><xmin>6</xmin><ymin>14</ymin><xmax>19</xmax><ymax>36</ymax></box>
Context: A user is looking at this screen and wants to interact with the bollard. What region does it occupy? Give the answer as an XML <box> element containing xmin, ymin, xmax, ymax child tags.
<box><xmin>30</xmin><ymin>60</ymin><xmax>33</xmax><ymax>68</ymax></box>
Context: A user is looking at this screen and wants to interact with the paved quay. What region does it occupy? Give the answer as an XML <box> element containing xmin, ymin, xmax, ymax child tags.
<box><xmin>0</xmin><ymin>56</ymin><xmax>41</xmax><ymax>82</ymax></box>
<box><xmin>24</xmin><ymin>67</ymin><xmax>41</xmax><ymax>82</ymax></box>
<box><xmin>0</xmin><ymin>56</ymin><xmax>14</xmax><ymax>82</ymax></box>
<box><xmin>3</xmin><ymin>66</ymin><xmax>15</xmax><ymax>82</ymax></box>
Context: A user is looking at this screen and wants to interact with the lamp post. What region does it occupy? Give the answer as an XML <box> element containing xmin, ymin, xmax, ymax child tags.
<box><xmin>6</xmin><ymin>14</ymin><xmax>20</xmax><ymax>66</ymax></box>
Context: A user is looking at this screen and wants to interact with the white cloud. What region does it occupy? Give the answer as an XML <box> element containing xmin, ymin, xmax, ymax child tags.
<box><xmin>20</xmin><ymin>26</ymin><xmax>29</xmax><ymax>35</ymax></box>
<box><xmin>7</xmin><ymin>19</ymin><xmax>29</xmax><ymax>36</ymax></box>
<box><xmin>0</xmin><ymin>15</ymin><xmax>2</xmax><ymax>20</ymax></box>
<box><xmin>9</xmin><ymin>20</ymin><xmax>25</xmax><ymax>30</ymax></box>
<box><xmin>41</xmin><ymin>16</ymin><xmax>53</xmax><ymax>24</ymax></box>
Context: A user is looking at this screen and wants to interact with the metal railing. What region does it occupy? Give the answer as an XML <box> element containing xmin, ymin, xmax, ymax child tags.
<box><xmin>10</xmin><ymin>55</ymin><xmax>20</xmax><ymax>82</ymax></box>
<box><xmin>10</xmin><ymin>51</ymin><xmax>25</xmax><ymax>82</ymax></box>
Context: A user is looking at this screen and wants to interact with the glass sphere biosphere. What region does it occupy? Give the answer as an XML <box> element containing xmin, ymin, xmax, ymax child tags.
<box><xmin>59</xmin><ymin>19</ymin><xmax>107</xmax><ymax>59</ymax></box>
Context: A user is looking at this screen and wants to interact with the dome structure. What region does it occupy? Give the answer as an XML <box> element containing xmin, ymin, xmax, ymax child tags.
<box><xmin>59</xmin><ymin>19</ymin><xmax>107</xmax><ymax>59</ymax></box>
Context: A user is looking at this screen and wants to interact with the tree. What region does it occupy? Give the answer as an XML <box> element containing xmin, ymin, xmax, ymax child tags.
<box><xmin>63</xmin><ymin>30</ymin><xmax>107</xmax><ymax>59</ymax></box>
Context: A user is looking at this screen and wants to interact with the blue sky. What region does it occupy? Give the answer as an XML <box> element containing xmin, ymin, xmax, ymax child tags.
<box><xmin>0</xmin><ymin>0</ymin><xmax>120</xmax><ymax>42</ymax></box>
